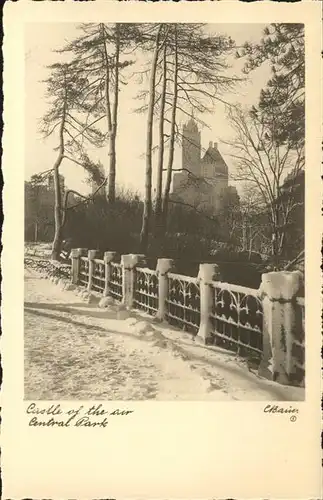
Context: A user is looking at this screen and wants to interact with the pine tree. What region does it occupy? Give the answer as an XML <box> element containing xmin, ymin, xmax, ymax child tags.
<box><xmin>139</xmin><ymin>25</ymin><xmax>163</xmax><ymax>253</ymax></box>
<box><xmin>59</xmin><ymin>23</ymin><xmax>136</xmax><ymax>203</ymax></box>
<box><xmin>40</xmin><ymin>62</ymin><xmax>105</xmax><ymax>259</ymax></box>
<box><xmin>136</xmin><ymin>23</ymin><xmax>237</xmax><ymax>251</ymax></box>
<box><xmin>238</xmin><ymin>23</ymin><xmax>304</xmax><ymax>150</ymax></box>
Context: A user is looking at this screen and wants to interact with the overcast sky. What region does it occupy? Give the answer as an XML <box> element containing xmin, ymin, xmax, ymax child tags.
<box><xmin>25</xmin><ymin>22</ymin><xmax>270</xmax><ymax>196</ymax></box>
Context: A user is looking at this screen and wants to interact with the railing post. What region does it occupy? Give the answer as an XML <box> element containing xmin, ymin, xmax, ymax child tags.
<box><xmin>103</xmin><ymin>251</ymin><xmax>117</xmax><ymax>297</ymax></box>
<box><xmin>195</xmin><ymin>263</ymin><xmax>221</xmax><ymax>345</ymax></box>
<box><xmin>70</xmin><ymin>248</ymin><xmax>82</xmax><ymax>284</ymax></box>
<box><xmin>87</xmin><ymin>250</ymin><xmax>97</xmax><ymax>292</ymax></box>
<box><xmin>258</xmin><ymin>270</ymin><xmax>304</xmax><ymax>385</ymax></box>
<box><xmin>155</xmin><ymin>258</ymin><xmax>174</xmax><ymax>322</ymax></box>
<box><xmin>121</xmin><ymin>254</ymin><xmax>146</xmax><ymax>308</ymax></box>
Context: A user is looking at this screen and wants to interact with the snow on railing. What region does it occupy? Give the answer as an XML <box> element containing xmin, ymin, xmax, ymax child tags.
<box><xmin>70</xmin><ymin>249</ymin><xmax>306</xmax><ymax>388</ymax></box>
<box><xmin>75</xmin><ymin>250</ymin><xmax>123</xmax><ymax>300</ymax></box>
<box><xmin>109</xmin><ymin>262</ymin><xmax>123</xmax><ymax>301</ymax></box>
<box><xmin>79</xmin><ymin>256</ymin><xmax>89</xmax><ymax>288</ymax></box>
<box><xmin>92</xmin><ymin>258</ymin><xmax>105</xmax><ymax>293</ymax></box>
<box><xmin>293</xmin><ymin>296</ymin><xmax>305</xmax><ymax>383</ymax></box>
<box><xmin>210</xmin><ymin>281</ymin><xmax>263</xmax><ymax>358</ymax></box>
<box><xmin>134</xmin><ymin>267</ymin><xmax>158</xmax><ymax>314</ymax></box>
<box><xmin>166</xmin><ymin>272</ymin><xmax>200</xmax><ymax>333</ymax></box>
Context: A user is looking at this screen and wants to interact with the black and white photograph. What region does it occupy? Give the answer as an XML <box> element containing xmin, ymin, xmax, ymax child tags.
<box><xmin>23</xmin><ymin>21</ymin><xmax>307</xmax><ymax>402</ymax></box>
<box><xmin>3</xmin><ymin>1</ymin><xmax>322</xmax><ymax>498</ymax></box>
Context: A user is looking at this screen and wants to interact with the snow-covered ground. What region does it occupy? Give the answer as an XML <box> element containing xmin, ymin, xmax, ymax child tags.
<box><xmin>24</xmin><ymin>268</ymin><xmax>305</xmax><ymax>401</ymax></box>
<box><xmin>25</xmin><ymin>242</ymin><xmax>52</xmax><ymax>258</ymax></box>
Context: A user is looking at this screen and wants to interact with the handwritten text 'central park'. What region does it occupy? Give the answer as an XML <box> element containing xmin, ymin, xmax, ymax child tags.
<box><xmin>26</xmin><ymin>403</ymin><xmax>134</xmax><ymax>428</ymax></box>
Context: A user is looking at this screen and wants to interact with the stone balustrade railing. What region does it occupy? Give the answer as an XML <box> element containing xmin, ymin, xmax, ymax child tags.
<box><xmin>70</xmin><ymin>248</ymin><xmax>305</xmax><ymax>388</ymax></box>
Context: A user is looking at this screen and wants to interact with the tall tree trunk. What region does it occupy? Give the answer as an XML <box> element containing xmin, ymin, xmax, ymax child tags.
<box><xmin>155</xmin><ymin>38</ymin><xmax>167</xmax><ymax>237</ymax></box>
<box><xmin>51</xmin><ymin>160</ymin><xmax>64</xmax><ymax>260</ymax></box>
<box><xmin>101</xmin><ymin>23</ymin><xmax>113</xmax><ymax>203</ymax></box>
<box><xmin>140</xmin><ymin>25</ymin><xmax>162</xmax><ymax>253</ymax></box>
<box><xmin>271</xmin><ymin>206</ymin><xmax>280</xmax><ymax>260</ymax></box>
<box><xmin>108</xmin><ymin>23</ymin><xmax>120</xmax><ymax>204</ymax></box>
<box><xmin>51</xmin><ymin>74</ymin><xmax>66</xmax><ymax>260</ymax></box>
<box><xmin>248</xmin><ymin>233</ymin><xmax>253</xmax><ymax>259</ymax></box>
<box><xmin>242</xmin><ymin>218</ymin><xmax>247</xmax><ymax>251</ymax></box>
<box><xmin>162</xmin><ymin>25</ymin><xmax>178</xmax><ymax>233</ymax></box>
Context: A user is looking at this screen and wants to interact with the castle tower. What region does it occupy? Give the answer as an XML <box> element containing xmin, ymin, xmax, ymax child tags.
<box><xmin>182</xmin><ymin>117</ymin><xmax>201</xmax><ymax>175</ymax></box>
<box><xmin>172</xmin><ymin>118</ymin><xmax>238</xmax><ymax>215</ymax></box>
<box><xmin>201</xmin><ymin>141</ymin><xmax>228</xmax><ymax>181</ymax></box>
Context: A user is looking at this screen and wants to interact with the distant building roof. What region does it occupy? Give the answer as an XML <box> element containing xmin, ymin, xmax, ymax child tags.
<box><xmin>201</xmin><ymin>141</ymin><xmax>228</xmax><ymax>173</ymax></box>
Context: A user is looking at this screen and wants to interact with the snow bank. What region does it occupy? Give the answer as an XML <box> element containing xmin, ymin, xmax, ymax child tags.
<box><xmin>98</xmin><ymin>296</ymin><xmax>115</xmax><ymax>308</ymax></box>
<box><xmin>24</xmin><ymin>268</ymin><xmax>305</xmax><ymax>401</ymax></box>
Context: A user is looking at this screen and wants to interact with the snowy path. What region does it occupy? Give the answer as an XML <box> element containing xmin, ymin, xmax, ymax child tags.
<box><xmin>24</xmin><ymin>269</ymin><xmax>305</xmax><ymax>401</ymax></box>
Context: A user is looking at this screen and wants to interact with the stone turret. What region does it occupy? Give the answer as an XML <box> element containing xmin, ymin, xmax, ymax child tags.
<box><xmin>172</xmin><ymin>117</ymin><xmax>237</xmax><ymax>215</ymax></box>
<box><xmin>182</xmin><ymin>118</ymin><xmax>201</xmax><ymax>175</ymax></box>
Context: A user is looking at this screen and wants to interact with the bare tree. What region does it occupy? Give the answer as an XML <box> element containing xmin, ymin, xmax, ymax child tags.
<box><xmin>135</xmin><ymin>23</ymin><xmax>238</xmax><ymax>248</ymax></box>
<box><xmin>226</xmin><ymin>104</ymin><xmax>304</xmax><ymax>262</ymax></box>
<box><xmin>140</xmin><ymin>25</ymin><xmax>163</xmax><ymax>253</ymax></box>
<box><xmin>59</xmin><ymin>23</ymin><xmax>135</xmax><ymax>203</ymax></box>
<box><xmin>228</xmin><ymin>186</ymin><xmax>270</xmax><ymax>256</ymax></box>
<box><xmin>40</xmin><ymin>62</ymin><xmax>105</xmax><ymax>259</ymax></box>
<box><xmin>155</xmin><ymin>32</ymin><xmax>168</xmax><ymax>231</ymax></box>
<box><xmin>162</xmin><ymin>24</ymin><xmax>178</xmax><ymax>230</ymax></box>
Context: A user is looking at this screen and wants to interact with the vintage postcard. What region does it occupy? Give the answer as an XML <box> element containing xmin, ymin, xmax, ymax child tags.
<box><xmin>2</xmin><ymin>0</ymin><xmax>322</xmax><ymax>498</ymax></box>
